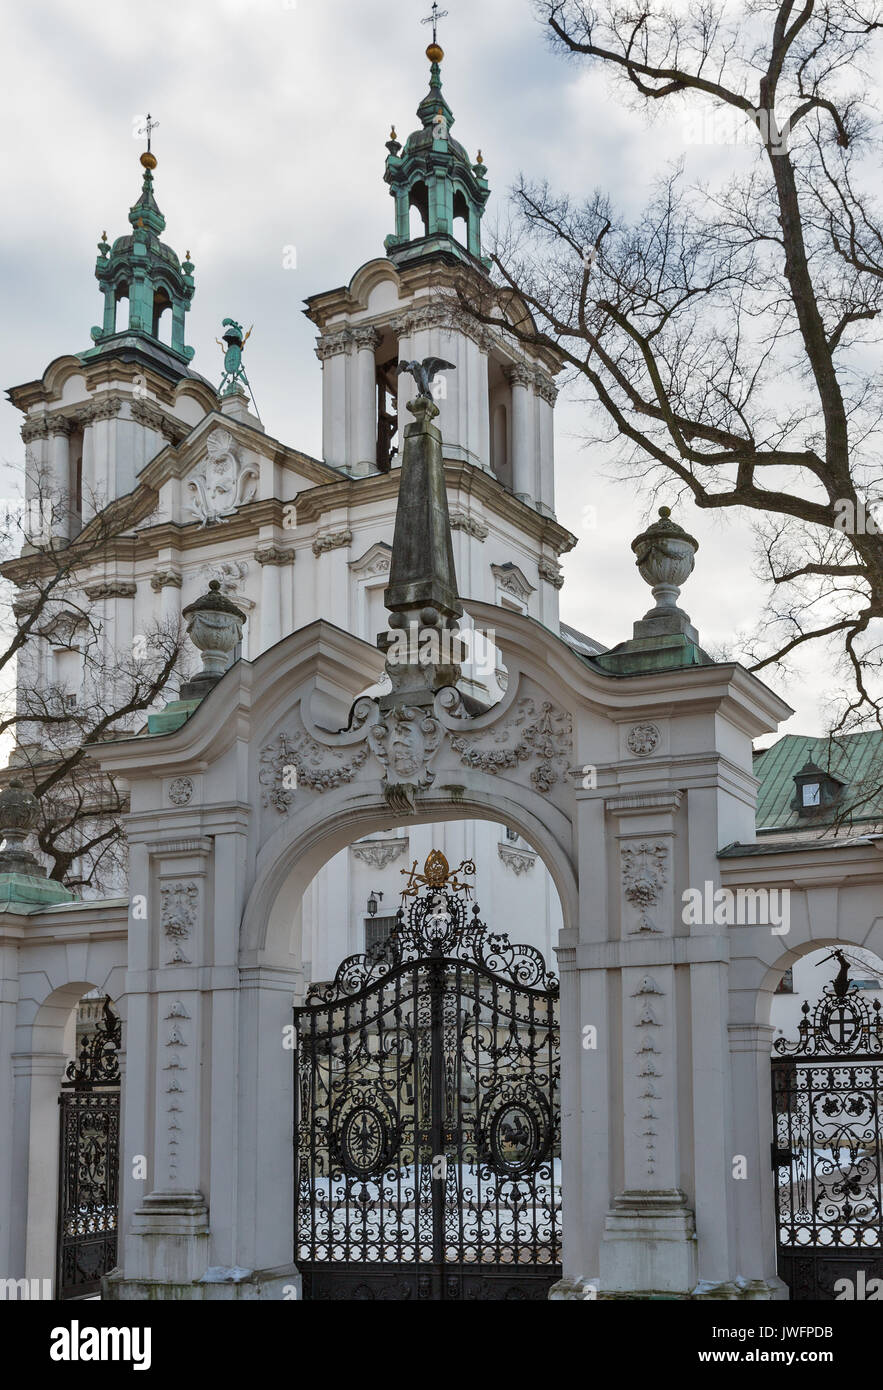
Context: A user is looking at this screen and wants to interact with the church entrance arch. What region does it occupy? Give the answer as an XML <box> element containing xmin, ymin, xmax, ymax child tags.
<box><xmin>293</xmin><ymin>847</ymin><xmax>561</xmax><ymax>1300</ymax></box>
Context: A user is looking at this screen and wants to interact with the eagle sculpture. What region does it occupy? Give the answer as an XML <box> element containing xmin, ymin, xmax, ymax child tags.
<box><xmin>397</xmin><ymin>357</ymin><xmax>456</xmax><ymax>400</ymax></box>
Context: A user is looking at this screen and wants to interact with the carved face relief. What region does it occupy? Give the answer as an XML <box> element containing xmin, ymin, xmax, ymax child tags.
<box><xmin>368</xmin><ymin>706</ymin><xmax>442</xmax><ymax>813</ymax></box>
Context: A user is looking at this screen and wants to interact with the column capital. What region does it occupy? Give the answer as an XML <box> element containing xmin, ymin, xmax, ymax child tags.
<box><xmin>254</xmin><ymin>545</ymin><xmax>295</xmax><ymax>566</ymax></box>
<box><xmin>506</xmin><ymin>362</ymin><xmax>533</xmax><ymax>389</ymax></box>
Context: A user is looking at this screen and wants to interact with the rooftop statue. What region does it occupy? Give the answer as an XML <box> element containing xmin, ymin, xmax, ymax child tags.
<box><xmin>217</xmin><ymin>317</ymin><xmax>253</xmax><ymax>397</ymax></box>
<box><xmin>397</xmin><ymin>356</ymin><xmax>456</xmax><ymax>401</ymax></box>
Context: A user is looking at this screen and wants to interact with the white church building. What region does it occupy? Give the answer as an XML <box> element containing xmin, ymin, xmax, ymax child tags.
<box><xmin>1</xmin><ymin>39</ymin><xmax>882</xmax><ymax>1304</ymax></box>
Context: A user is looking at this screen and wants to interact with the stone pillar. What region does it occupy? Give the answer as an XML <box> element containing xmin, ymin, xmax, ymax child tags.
<box><xmin>82</xmin><ymin>396</ymin><xmax>121</xmax><ymax>518</ymax></box>
<box><xmin>317</xmin><ymin>330</ymin><xmax>353</xmax><ymax>472</ymax></box>
<box><xmin>598</xmin><ymin>792</ymin><xmax>699</xmax><ymax>1297</ymax></box>
<box><xmin>47</xmin><ymin>417</ymin><xmax>72</xmax><ymax>542</ymax></box>
<box><xmin>507</xmin><ymin>365</ymin><xmax>534</xmax><ymax>504</ymax></box>
<box><xmin>21</xmin><ymin>416</ymin><xmax>50</xmax><ymax>525</ymax></box>
<box><xmin>150</xmin><ymin>568</ymin><xmax>183</xmax><ymax>633</ymax></box>
<box><xmin>351</xmin><ymin>327</ymin><xmax>381</xmax><ymax>476</ymax></box>
<box><xmin>728</xmin><ymin>1022</ymin><xmax>788</xmax><ymax>1297</ymax></box>
<box><xmin>18</xmin><ymin>1052</ymin><xmax>68</xmax><ymax>1281</ymax></box>
<box><xmin>233</xmin><ymin>965</ymin><xmax>301</xmax><ymax>1293</ymax></box>
<box><xmin>255</xmin><ymin>545</ymin><xmax>295</xmax><ymax>652</ymax></box>
<box><xmin>312</xmin><ymin>526</ymin><xmax>353</xmax><ymax>630</ymax></box>
<box><xmin>534</xmin><ymin>371</ymin><xmax>557</xmax><ymax>516</ymax></box>
<box><xmin>113</xmin><ymin>838</ymin><xmax>215</xmax><ymax>1289</ymax></box>
<box><xmin>0</xmin><ymin>932</ymin><xmax>19</xmax><ymax>1278</ymax></box>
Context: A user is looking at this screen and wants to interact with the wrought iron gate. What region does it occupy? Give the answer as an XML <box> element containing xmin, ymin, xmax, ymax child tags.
<box><xmin>56</xmin><ymin>996</ymin><xmax>121</xmax><ymax>1300</ymax></box>
<box><xmin>294</xmin><ymin>851</ymin><xmax>562</xmax><ymax>1300</ymax></box>
<box><xmin>772</xmin><ymin>951</ymin><xmax>883</xmax><ymax>1300</ymax></box>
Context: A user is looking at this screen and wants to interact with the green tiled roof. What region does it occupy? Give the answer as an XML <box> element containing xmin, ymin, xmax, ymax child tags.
<box><xmin>753</xmin><ymin>731</ymin><xmax>883</xmax><ymax>833</ymax></box>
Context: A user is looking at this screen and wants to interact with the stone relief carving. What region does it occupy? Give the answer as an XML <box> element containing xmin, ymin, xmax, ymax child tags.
<box><xmin>313</xmin><ymin>529</ymin><xmax>353</xmax><ymax>556</ymax></box>
<box><xmin>627</xmin><ymin>722</ymin><xmax>660</xmax><ymax>757</ymax></box>
<box><xmin>350</xmin><ymin>838</ymin><xmax>409</xmax><ymax>869</ymax></box>
<box><xmin>490</xmin><ymin>562</ymin><xmax>535</xmax><ymax>603</ymax></box>
<box><xmin>164</xmin><ymin>1002</ymin><xmax>190</xmax><ymax>1184</ymax></box>
<box><xmin>200</xmin><ymin>559</ymin><xmax>253</xmax><ymax>610</ymax></box>
<box><xmin>254</xmin><ymin>545</ymin><xmax>295</xmax><ymax>566</ymax></box>
<box><xmin>167</xmin><ymin>777</ymin><xmax>193</xmax><ymax>806</ymax></box>
<box><xmin>537</xmin><ymin>558</ymin><xmax>564</xmax><ymax>589</ymax></box>
<box><xmin>187</xmin><ymin>427</ymin><xmax>258</xmax><ymax>526</ymax></box>
<box><xmin>84</xmin><ymin>581</ymin><xmax>137</xmax><ymax>600</ymax></box>
<box><xmin>630</xmin><ymin>974</ymin><xmax>667</xmax><ymax>1177</ymax></box>
<box><xmin>449</xmin><ymin>697</ymin><xmax>572</xmax><ymax>794</ymax></box>
<box><xmin>621</xmin><ymin>842</ymin><xmax>668</xmax><ymax>934</ymax></box>
<box><xmin>497</xmin><ymin>842</ymin><xmax>537</xmax><ymax>875</ymax></box>
<box><xmin>367</xmin><ymin>706</ymin><xmax>443</xmax><ymax>815</ymax></box>
<box><xmin>450</xmin><ymin>511</ymin><xmax>489</xmax><ymax>541</ymax></box>
<box><xmin>151</xmin><ymin>569</ymin><xmax>182</xmax><ymax>592</ymax></box>
<box><xmin>259</xmin><ymin>726</ymin><xmax>370</xmax><ymax>812</ymax></box>
<box><xmin>534</xmin><ymin>371</ymin><xmax>559</xmax><ymax>406</ymax></box>
<box><xmin>160</xmin><ymin>880</ymin><xmax>198</xmax><ymax>964</ymax></box>
<box><xmin>349</xmin><ymin>543</ymin><xmax>392</xmax><ymax>577</ymax></box>
<box><xmin>131</xmin><ymin>398</ymin><xmax>189</xmax><ymax>444</ymax></box>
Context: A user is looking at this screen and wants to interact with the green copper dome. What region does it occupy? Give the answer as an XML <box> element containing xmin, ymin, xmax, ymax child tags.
<box><xmin>384</xmin><ymin>51</ymin><xmax>490</xmax><ymax>270</ymax></box>
<box><xmin>86</xmin><ymin>152</ymin><xmax>195</xmax><ymax>364</ymax></box>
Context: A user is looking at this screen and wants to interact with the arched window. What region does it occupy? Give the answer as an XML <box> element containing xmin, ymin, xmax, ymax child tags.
<box><xmin>114</xmin><ymin>281</ymin><xmax>129</xmax><ymax>333</ymax></box>
<box><xmin>152</xmin><ymin>286</ymin><xmax>172</xmax><ymax>341</ymax></box>
<box><xmin>409</xmin><ymin>181</ymin><xmax>429</xmax><ymax>239</ymax></box>
<box><xmin>452</xmin><ymin>188</ymin><xmax>469</xmax><ymax>247</ymax></box>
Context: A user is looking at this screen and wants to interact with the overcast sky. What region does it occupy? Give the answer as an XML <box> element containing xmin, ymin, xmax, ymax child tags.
<box><xmin>0</xmin><ymin>0</ymin><xmax>847</xmax><ymax>740</ymax></box>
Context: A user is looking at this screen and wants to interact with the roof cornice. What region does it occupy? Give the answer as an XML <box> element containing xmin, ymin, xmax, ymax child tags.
<box><xmin>294</xmin><ymin>460</ymin><xmax>577</xmax><ymax>556</ymax></box>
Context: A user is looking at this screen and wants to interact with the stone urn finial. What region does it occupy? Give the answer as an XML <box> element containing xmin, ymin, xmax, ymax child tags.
<box><xmin>0</xmin><ymin>778</ymin><xmax>44</xmax><ymax>876</ymax></box>
<box><xmin>630</xmin><ymin>506</ymin><xmax>699</xmax><ymax>639</ymax></box>
<box><xmin>180</xmin><ymin>579</ymin><xmax>246</xmax><ymax>700</ymax></box>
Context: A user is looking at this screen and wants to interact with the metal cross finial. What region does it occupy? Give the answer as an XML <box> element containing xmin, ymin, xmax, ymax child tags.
<box><xmin>138</xmin><ymin>113</ymin><xmax>159</xmax><ymax>152</ymax></box>
<box><xmin>421</xmin><ymin>2</ymin><xmax>448</xmax><ymax>44</ymax></box>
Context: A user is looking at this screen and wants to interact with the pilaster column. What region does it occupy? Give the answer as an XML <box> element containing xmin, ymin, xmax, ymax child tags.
<box><xmin>534</xmin><ymin>371</ymin><xmax>557</xmax><ymax>516</ymax></box>
<box><xmin>507</xmin><ymin>365</ymin><xmax>534</xmax><ymax>503</ymax></box>
<box><xmin>351</xmin><ymin>327</ymin><xmax>381</xmax><ymax>477</ymax></box>
<box><xmin>122</xmin><ymin>837</ymin><xmax>214</xmax><ymax>1286</ymax></box>
<box><xmin>150</xmin><ymin>568</ymin><xmax>183</xmax><ymax>631</ymax></box>
<box><xmin>46</xmin><ymin>417</ymin><xmax>72</xmax><ymax>541</ymax></box>
<box><xmin>728</xmin><ymin>1022</ymin><xmax>788</xmax><ymax>1297</ymax></box>
<box><xmin>0</xmin><ymin>933</ymin><xmax>20</xmax><ymax>1278</ymax></box>
<box><xmin>82</xmin><ymin>396</ymin><xmax>122</xmax><ymax>517</ymax></box>
<box><xmin>21</xmin><ymin>416</ymin><xmax>50</xmax><ymax>512</ymax></box>
<box><xmin>254</xmin><ymin>545</ymin><xmax>295</xmax><ymax>652</ymax></box>
<box><xmin>316</xmin><ymin>330</ymin><xmax>353</xmax><ymax>472</ymax></box>
<box><xmin>599</xmin><ymin>790</ymin><xmax>699</xmax><ymax>1296</ymax></box>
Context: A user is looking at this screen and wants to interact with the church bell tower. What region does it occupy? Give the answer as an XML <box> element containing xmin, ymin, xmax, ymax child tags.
<box><xmin>304</xmin><ymin>30</ymin><xmax>562</xmax><ymax>526</ymax></box>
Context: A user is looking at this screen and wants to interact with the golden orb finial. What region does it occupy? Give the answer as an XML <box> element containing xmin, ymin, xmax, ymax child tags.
<box><xmin>390</xmin><ymin>125</ymin><xmax>397</xmax><ymax>141</ymax></box>
<box><xmin>426</xmin><ymin>41</ymin><xmax>444</xmax><ymax>62</ymax></box>
<box><xmin>140</xmin><ymin>150</ymin><xmax>157</xmax><ymax>171</ymax></box>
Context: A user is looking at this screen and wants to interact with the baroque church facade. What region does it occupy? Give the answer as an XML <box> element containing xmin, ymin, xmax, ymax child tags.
<box><xmin>1</xmin><ymin>40</ymin><xmax>883</xmax><ymax>1304</ymax></box>
<box><xmin>8</xmin><ymin>53</ymin><xmax>573</xmax><ymax>982</ymax></box>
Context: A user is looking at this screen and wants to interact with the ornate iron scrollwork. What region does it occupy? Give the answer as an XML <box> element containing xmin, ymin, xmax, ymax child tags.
<box><xmin>294</xmin><ymin>852</ymin><xmax>561</xmax><ymax>1301</ymax></box>
<box><xmin>57</xmin><ymin>996</ymin><xmax>121</xmax><ymax>1299</ymax></box>
<box><xmin>772</xmin><ymin>951</ymin><xmax>883</xmax><ymax>1300</ymax></box>
<box><xmin>63</xmin><ymin>996</ymin><xmax>121</xmax><ymax>1087</ymax></box>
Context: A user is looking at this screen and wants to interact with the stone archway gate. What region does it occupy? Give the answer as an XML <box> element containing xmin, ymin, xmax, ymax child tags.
<box><xmin>87</xmin><ymin>602</ymin><xmax>797</xmax><ymax>1301</ymax></box>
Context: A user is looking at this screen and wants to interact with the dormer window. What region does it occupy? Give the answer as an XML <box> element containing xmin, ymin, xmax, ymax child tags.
<box><xmin>791</xmin><ymin>759</ymin><xmax>844</xmax><ymax>818</ymax></box>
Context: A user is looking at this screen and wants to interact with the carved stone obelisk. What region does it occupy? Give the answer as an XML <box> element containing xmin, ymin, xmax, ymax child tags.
<box><xmin>380</xmin><ymin>389</ymin><xmax>463</xmax><ymax>706</ymax></box>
